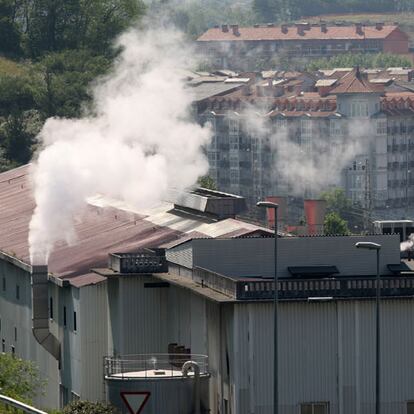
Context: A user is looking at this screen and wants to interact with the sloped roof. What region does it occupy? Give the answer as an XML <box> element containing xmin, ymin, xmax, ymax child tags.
<box><xmin>0</xmin><ymin>165</ymin><xmax>271</xmax><ymax>287</ymax></box>
<box><xmin>330</xmin><ymin>68</ymin><xmax>385</xmax><ymax>94</ymax></box>
<box><xmin>198</xmin><ymin>24</ymin><xmax>401</xmax><ymax>42</ymax></box>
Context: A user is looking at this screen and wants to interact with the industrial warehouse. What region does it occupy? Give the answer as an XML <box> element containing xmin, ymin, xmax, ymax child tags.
<box><xmin>1</xmin><ymin>164</ymin><xmax>414</xmax><ymax>413</ymax></box>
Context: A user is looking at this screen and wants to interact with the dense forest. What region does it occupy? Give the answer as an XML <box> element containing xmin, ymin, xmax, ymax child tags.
<box><xmin>0</xmin><ymin>0</ymin><xmax>145</xmax><ymax>172</ymax></box>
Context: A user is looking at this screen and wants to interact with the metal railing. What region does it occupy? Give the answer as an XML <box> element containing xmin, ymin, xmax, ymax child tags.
<box><xmin>193</xmin><ymin>268</ymin><xmax>414</xmax><ymax>301</ymax></box>
<box><xmin>0</xmin><ymin>395</ymin><xmax>46</xmax><ymax>414</ymax></box>
<box><xmin>104</xmin><ymin>354</ymin><xmax>209</xmax><ymax>379</ymax></box>
<box><xmin>238</xmin><ymin>277</ymin><xmax>414</xmax><ymax>300</ymax></box>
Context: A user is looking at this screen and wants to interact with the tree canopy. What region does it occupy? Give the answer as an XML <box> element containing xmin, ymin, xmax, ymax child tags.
<box><xmin>0</xmin><ymin>353</ymin><xmax>45</xmax><ymax>402</ymax></box>
<box><xmin>324</xmin><ymin>211</ymin><xmax>350</xmax><ymax>235</ymax></box>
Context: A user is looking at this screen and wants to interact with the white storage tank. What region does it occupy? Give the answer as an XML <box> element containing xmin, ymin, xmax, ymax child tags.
<box><xmin>105</xmin><ymin>354</ymin><xmax>210</xmax><ymax>414</ymax></box>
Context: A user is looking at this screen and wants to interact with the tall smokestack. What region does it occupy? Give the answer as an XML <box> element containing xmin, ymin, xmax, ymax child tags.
<box><xmin>31</xmin><ymin>265</ymin><xmax>61</xmax><ymax>364</ymax></box>
<box><xmin>265</xmin><ymin>196</ymin><xmax>288</xmax><ymax>230</ymax></box>
<box><xmin>304</xmin><ymin>199</ymin><xmax>327</xmax><ymax>235</ymax></box>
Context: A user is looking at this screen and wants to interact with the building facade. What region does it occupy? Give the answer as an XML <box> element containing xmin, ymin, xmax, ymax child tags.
<box><xmin>199</xmin><ymin>68</ymin><xmax>414</xmax><ymax>218</ymax></box>
<box><xmin>197</xmin><ymin>23</ymin><xmax>410</xmax><ymax>70</ymax></box>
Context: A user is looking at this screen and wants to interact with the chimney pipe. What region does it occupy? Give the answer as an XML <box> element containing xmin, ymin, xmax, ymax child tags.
<box><xmin>321</xmin><ymin>22</ymin><xmax>327</xmax><ymax>33</ymax></box>
<box><xmin>265</xmin><ymin>196</ymin><xmax>288</xmax><ymax>230</ymax></box>
<box><xmin>304</xmin><ymin>199</ymin><xmax>327</xmax><ymax>235</ymax></box>
<box><xmin>355</xmin><ymin>23</ymin><xmax>363</xmax><ymax>35</ymax></box>
<box><xmin>31</xmin><ymin>265</ymin><xmax>61</xmax><ymax>364</ymax></box>
<box><xmin>231</xmin><ymin>24</ymin><xmax>239</xmax><ymax>36</ymax></box>
<box><xmin>375</xmin><ymin>22</ymin><xmax>384</xmax><ymax>30</ymax></box>
<box><xmin>281</xmin><ymin>24</ymin><xmax>288</xmax><ymax>34</ymax></box>
<box><xmin>221</xmin><ymin>24</ymin><xmax>229</xmax><ymax>32</ymax></box>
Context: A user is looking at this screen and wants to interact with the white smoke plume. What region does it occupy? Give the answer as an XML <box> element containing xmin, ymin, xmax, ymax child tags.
<box><xmin>29</xmin><ymin>25</ymin><xmax>211</xmax><ymax>264</ymax></box>
<box><xmin>401</xmin><ymin>234</ymin><xmax>414</xmax><ymax>252</ymax></box>
<box><xmin>241</xmin><ymin>106</ymin><xmax>373</xmax><ymax>197</ymax></box>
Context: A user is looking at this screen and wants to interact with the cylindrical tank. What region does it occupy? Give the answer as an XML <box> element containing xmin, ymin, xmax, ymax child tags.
<box><xmin>105</xmin><ymin>354</ymin><xmax>210</xmax><ymax>414</ymax></box>
<box><xmin>304</xmin><ymin>199</ymin><xmax>327</xmax><ymax>235</ymax></box>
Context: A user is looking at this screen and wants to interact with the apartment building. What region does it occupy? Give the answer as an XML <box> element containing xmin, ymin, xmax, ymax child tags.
<box><xmin>197</xmin><ymin>23</ymin><xmax>410</xmax><ymax>70</ymax></box>
<box><xmin>199</xmin><ymin>68</ymin><xmax>414</xmax><ymax>216</ymax></box>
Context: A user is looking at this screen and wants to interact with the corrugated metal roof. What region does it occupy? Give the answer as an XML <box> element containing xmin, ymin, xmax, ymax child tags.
<box><xmin>189</xmin><ymin>82</ymin><xmax>245</xmax><ymax>102</ymax></box>
<box><xmin>0</xmin><ymin>165</ymin><xmax>271</xmax><ymax>287</ymax></box>
<box><xmin>197</xmin><ymin>24</ymin><xmax>401</xmax><ymax>42</ymax></box>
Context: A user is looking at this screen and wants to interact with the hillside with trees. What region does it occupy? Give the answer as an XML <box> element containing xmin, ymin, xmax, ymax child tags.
<box><xmin>0</xmin><ymin>0</ymin><xmax>145</xmax><ymax>172</ymax></box>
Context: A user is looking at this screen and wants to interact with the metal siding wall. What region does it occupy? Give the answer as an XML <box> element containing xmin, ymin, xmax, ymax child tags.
<box><xmin>79</xmin><ymin>282</ymin><xmax>108</xmax><ymax>401</ymax></box>
<box><xmin>192</xmin><ymin>235</ymin><xmax>400</xmax><ymax>277</ymax></box>
<box><xmin>0</xmin><ymin>259</ymin><xmax>60</xmax><ymax>409</ymax></box>
<box><xmin>166</xmin><ymin>243</ymin><xmax>193</xmax><ymax>269</ymax></box>
<box><xmin>228</xmin><ymin>299</ymin><xmax>414</xmax><ymax>414</ymax></box>
<box><xmin>116</xmin><ymin>276</ymin><xmax>168</xmax><ymax>355</ymax></box>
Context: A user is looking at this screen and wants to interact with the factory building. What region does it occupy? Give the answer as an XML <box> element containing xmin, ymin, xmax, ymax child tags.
<box><xmin>198</xmin><ymin>67</ymin><xmax>414</xmax><ymax>218</ymax></box>
<box><xmin>2</xmin><ymin>164</ymin><xmax>414</xmax><ymax>413</ymax></box>
<box><xmin>197</xmin><ymin>23</ymin><xmax>410</xmax><ymax>70</ymax></box>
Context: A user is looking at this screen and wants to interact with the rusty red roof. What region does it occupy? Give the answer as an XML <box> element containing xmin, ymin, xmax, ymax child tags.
<box><xmin>330</xmin><ymin>68</ymin><xmax>385</xmax><ymax>94</ymax></box>
<box><xmin>198</xmin><ymin>24</ymin><xmax>402</xmax><ymax>42</ymax></box>
<box><xmin>0</xmin><ymin>165</ymin><xmax>270</xmax><ymax>287</ymax></box>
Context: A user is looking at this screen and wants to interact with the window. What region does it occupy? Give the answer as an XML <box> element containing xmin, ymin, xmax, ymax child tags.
<box><xmin>2</xmin><ymin>339</ymin><xmax>5</xmax><ymax>352</ymax></box>
<box><xmin>301</xmin><ymin>402</ymin><xmax>329</xmax><ymax>414</ymax></box>
<box><xmin>377</xmin><ymin>120</ymin><xmax>387</xmax><ymax>135</ymax></box>
<box><xmin>14</xmin><ymin>327</ymin><xmax>17</xmax><ymax>342</ymax></box>
<box><xmin>16</xmin><ymin>285</ymin><xmax>20</xmax><ymax>300</ymax></box>
<box><xmin>73</xmin><ymin>311</ymin><xmax>77</xmax><ymax>332</ymax></box>
<box><xmin>49</xmin><ymin>297</ymin><xmax>54</xmax><ymax>319</ymax></box>
<box><xmin>63</xmin><ymin>306</ymin><xmax>67</xmax><ymax>327</ymax></box>
<box><xmin>407</xmin><ymin>401</ymin><xmax>414</xmax><ymax>414</ymax></box>
<box><xmin>2</xmin><ymin>277</ymin><xmax>5</xmax><ymax>292</ymax></box>
<box><xmin>301</xmin><ymin>119</ymin><xmax>312</xmax><ymax>136</ymax></box>
<box><xmin>229</xmin><ymin>118</ymin><xmax>239</xmax><ymax>135</ymax></box>
<box><xmin>330</xmin><ymin>120</ymin><xmax>343</xmax><ymax>136</ymax></box>
<box><xmin>351</xmin><ymin>101</ymin><xmax>369</xmax><ymax>117</ymax></box>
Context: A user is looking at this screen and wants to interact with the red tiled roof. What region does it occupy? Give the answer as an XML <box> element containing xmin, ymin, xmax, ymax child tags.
<box><xmin>330</xmin><ymin>68</ymin><xmax>385</xmax><ymax>94</ymax></box>
<box><xmin>0</xmin><ymin>165</ymin><xmax>269</xmax><ymax>287</ymax></box>
<box><xmin>198</xmin><ymin>24</ymin><xmax>400</xmax><ymax>42</ymax></box>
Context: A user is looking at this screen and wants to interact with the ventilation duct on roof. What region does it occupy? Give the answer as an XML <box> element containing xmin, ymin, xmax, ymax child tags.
<box><xmin>31</xmin><ymin>265</ymin><xmax>61</xmax><ymax>364</ymax></box>
<box><xmin>167</xmin><ymin>188</ymin><xmax>247</xmax><ymax>219</ymax></box>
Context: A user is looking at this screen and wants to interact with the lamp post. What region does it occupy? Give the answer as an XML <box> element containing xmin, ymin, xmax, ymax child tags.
<box><xmin>355</xmin><ymin>241</ymin><xmax>382</xmax><ymax>414</ymax></box>
<box><xmin>257</xmin><ymin>201</ymin><xmax>279</xmax><ymax>414</ymax></box>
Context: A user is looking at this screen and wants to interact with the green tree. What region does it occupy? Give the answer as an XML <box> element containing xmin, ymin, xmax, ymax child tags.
<box><xmin>306</xmin><ymin>53</ymin><xmax>412</xmax><ymax>71</ymax></box>
<box><xmin>0</xmin><ymin>353</ymin><xmax>45</xmax><ymax>402</ymax></box>
<box><xmin>324</xmin><ymin>211</ymin><xmax>350</xmax><ymax>235</ymax></box>
<box><xmin>320</xmin><ymin>187</ymin><xmax>364</xmax><ymax>232</ymax></box>
<box><xmin>33</xmin><ymin>50</ymin><xmax>111</xmax><ymax>118</ymax></box>
<box><xmin>63</xmin><ymin>401</ymin><xmax>119</xmax><ymax>414</ymax></box>
<box><xmin>24</xmin><ymin>0</ymin><xmax>145</xmax><ymax>58</ymax></box>
<box><xmin>0</xmin><ymin>0</ymin><xmax>22</xmax><ymax>56</ymax></box>
<box><xmin>198</xmin><ymin>175</ymin><xmax>217</xmax><ymax>190</ymax></box>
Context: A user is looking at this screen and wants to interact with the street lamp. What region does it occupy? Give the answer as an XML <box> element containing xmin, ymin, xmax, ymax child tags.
<box><xmin>355</xmin><ymin>241</ymin><xmax>382</xmax><ymax>414</ymax></box>
<box><xmin>257</xmin><ymin>200</ymin><xmax>279</xmax><ymax>414</ymax></box>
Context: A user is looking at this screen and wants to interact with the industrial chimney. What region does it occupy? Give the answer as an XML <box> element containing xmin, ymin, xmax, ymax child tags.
<box><xmin>265</xmin><ymin>196</ymin><xmax>288</xmax><ymax>230</ymax></box>
<box><xmin>31</xmin><ymin>265</ymin><xmax>61</xmax><ymax>364</ymax></box>
<box><xmin>304</xmin><ymin>199</ymin><xmax>327</xmax><ymax>235</ymax></box>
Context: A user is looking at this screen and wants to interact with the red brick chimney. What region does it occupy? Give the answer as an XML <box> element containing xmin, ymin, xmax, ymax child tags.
<box><xmin>355</xmin><ymin>23</ymin><xmax>364</xmax><ymax>35</ymax></box>
<box><xmin>222</xmin><ymin>24</ymin><xmax>229</xmax><ymax>32</ymax></box>
<box><xmin>375</xmin><ymin>22</ymin><xmax>384</xmax><ymax>30</ymax></box>
<box><xmin>321</xmin><ymin>22</ymin><xmax>327</xmax><ymax>33</ymax></box>
<box><xmin>281</xmin><ymin>24</ymin><xmax>288</xmax><ymax>34</ymax></box>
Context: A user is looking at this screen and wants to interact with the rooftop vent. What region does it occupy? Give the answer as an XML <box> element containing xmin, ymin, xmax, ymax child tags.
<box><xmin>109</xmin><ymin>248</ymin><xmax>168</xmax><ymax>274</ymax></box>
<box><xmin>167</xmin><ymin>188</ymin><xmax>247</xmax><ymax>219</ymax></box>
